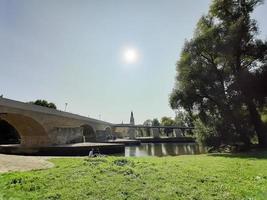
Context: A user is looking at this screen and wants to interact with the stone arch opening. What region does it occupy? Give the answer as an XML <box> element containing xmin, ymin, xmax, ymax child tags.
<box><xmin>0</xmin><ymin>113</ymin><xmax>49</xmax><ymax>146</ymax></box>
<box><xmin>81</xmin><ymin>124</ymin><xmax>96</xmax><ymax>142</ymax></box>
<box><xmin>0</xmin><ymin>119</ymin><xmax>21</xmax><ymax>144</ymax></box>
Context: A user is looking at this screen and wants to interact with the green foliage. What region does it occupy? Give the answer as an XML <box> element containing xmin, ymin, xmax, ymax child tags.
<box><xmin>1</xmin><ymin>155</ymin><xmax>267</xmax><ymax>199</ymax></box>
<box><xmin>160</xmin><ymin>117</ymin><xmax>175</xmax><ymax>126</ymax></box>
<box><xmin>152</xmin><ymin>118</ymin><xmax>160</xmax><ymax>126</ymax></box>
<box><xmin>260</xmin><ymin>107</ymin><xmax>267</xmax><ymax>123</ymax></box>
<box><xmin>174</xmin><ymin>111</ymin><xmax>195</xmax><ymax>136</ymax></box>
<box><xmin>143</xmin><ymin>119</ymin><xmax>152</xmax><ymax>136</ymax></box>
<box><xmin>170</xmin><ymin>0</ymin><xmax>267</xmax><ymax>147</ymax></box>
<box><xmin>174</xmin><ymin>111</ymin><xmax>193</xmax><ymax>126</ymax></box>
<box><xmin>193</xmin><ymin>118</ymin><xmax>220</xmax><ymax>147</ymax></box>
<box><xmin>143</xmin><ymin>119</ymin><xmax>152</xmax><ymax>126</ymax></box>
<box><xmin>161</xmin><ymin>117</ymin><xmax>175</xmax><ymax>135</ymax></box>
<box><xmin>29</xmin><ymin>99</ymin><xmax>57</xmax><ymax>109</ymax></box>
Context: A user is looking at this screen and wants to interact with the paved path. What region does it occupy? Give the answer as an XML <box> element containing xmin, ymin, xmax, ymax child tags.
<box><xmin>0</xmin><ymin>154</ymin><xmax>54</xmax><ymax>173</ymax></box>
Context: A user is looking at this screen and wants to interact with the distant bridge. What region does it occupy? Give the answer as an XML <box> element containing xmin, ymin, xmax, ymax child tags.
<box><xmin>112</xmin><ymin>124</ymin><xmax>194</xmax><ymax>139</ymax></box>
<box><xmin>113</xmin><ymin>124</ymin><xmax>194</xmax><ymax>130</ymax></box>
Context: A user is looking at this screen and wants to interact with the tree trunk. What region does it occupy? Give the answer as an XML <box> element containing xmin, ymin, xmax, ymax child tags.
<box><xmin>245</xmin><ymin>97</ymin><xmax>267</xmax><ymax>147</ymax></box>
<box><xmin>221</xmin><ymin>106</ymin><xmax>251</xmax><ymax>146</ymax></box>
<box><xmin>234</xmin><ymin>56</ymin><xmax>267</xmax><ymax>146</ymax></box>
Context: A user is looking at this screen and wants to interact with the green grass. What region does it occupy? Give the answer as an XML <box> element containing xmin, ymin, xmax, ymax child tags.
<box><xmin>1</xmin><ymin>152</ymin><xmax>267</xmax><ymax>200</ymax></box>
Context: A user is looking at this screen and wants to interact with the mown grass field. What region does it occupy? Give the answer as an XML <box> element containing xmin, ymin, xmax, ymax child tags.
<box><xmin>0</xmin><ymin>152</ymin><xmax>267</xmax><ymax>200</ymax></box>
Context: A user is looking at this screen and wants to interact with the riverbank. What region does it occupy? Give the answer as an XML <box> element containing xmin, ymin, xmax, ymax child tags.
<box><xmin>0</xmin><ymin>154</ymin><xmax>54</xmax><ymax>173</ymax></box>
<box><xmin>0</xmin><ymin>151</ymin><xmax>267</xmax><ymax>199</ymax></box>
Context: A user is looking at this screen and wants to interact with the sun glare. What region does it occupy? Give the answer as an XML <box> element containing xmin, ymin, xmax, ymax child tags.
<box><xmin>123</xmin><ymin>48</ymin><xmax>139</xmax><ymax>64</ymax></box>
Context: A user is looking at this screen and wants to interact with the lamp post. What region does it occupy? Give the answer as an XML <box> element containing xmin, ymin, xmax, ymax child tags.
<box><xmin>64</xmin><ymin>103</ymin><xmax>68</xmax><ymax>111</ymax></box>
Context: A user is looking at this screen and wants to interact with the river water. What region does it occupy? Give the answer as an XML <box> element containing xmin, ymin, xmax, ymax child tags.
<box><xmin>125</xmin><ymin>143</ymin><xmax>207</xmax><ymax>157</ymax></box>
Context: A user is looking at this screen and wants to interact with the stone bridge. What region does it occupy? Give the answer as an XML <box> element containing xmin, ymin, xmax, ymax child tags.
<box><xmin>0</xmin><ymin>98</ymin><xmax>113</xmax><ymax>147</ymax></box>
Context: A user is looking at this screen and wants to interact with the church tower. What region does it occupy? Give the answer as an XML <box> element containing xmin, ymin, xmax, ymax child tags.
<box><xmin>130</xmin><ymin>111</ymin><xmax>135</xmax><ymax>125</ymax></box>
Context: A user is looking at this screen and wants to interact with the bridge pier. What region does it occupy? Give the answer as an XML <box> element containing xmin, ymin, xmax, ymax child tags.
<box><xmin>50</xmin><ymin>127</ymin><xmax>83</xmax><ymax>145</ymax></box>
<box><xmin>127</xmin><ymin>128</ymin><xmax>136</xmax><ymax>139</ymax></box>
<box><xmin>151</xmin><ymin>128</ymin><xmax>159</xmax><ymax>138</ymax></box>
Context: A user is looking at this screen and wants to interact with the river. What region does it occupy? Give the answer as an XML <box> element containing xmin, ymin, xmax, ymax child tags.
<box><xmin>124</xmin><ymin>143</ymin><xmax>207</xmax><ymax>157</ymax></box>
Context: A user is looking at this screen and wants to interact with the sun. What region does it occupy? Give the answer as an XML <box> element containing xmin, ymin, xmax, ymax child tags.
<box><xmin>123</xmin><ymin>48</ymin><xmax>139</xmax><ymax>64</ymax></box>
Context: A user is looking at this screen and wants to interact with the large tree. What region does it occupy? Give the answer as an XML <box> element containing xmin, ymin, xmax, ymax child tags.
<box><xmin>170</xmin><ymin>0</ymin><xmax>267</xmax><ymax>147</ymax></box>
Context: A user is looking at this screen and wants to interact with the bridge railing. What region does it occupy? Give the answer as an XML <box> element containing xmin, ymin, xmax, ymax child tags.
<box><xmin>112</xmin><ymin>124</ymin><xmax>194</xmax><ymax>129</ymax></box>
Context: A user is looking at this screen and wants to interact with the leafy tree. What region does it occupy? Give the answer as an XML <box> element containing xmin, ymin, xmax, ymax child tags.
<box><xmin>152</xmin><ymin>118</ymin><xmax>161</xmax><ymax>135</ymax></box>
<box><xmin>170</xmin><ymin>0</ymin><xmax>267</xmax><ymax>147</ymax></box>
<box><xmin>29</xmin><ymin>99</ymin><xmax>57</xmax><ymax>109</ymax></box>
<box><xmin>161</xmin><ymin>117</ymin><xmax>175</xmax><ymax>136</ymax></box>
<box><xmin>240</xmin><ymin>65</ymin><xmax>267</xmax><ymax>111</ymax></box>
<box><xmin>175</xmin><ymin>111</ymin><xmax>194</xmax><ymax>136</ymax></box>
<box><xmin>143</xmin><ymin>119</ymin><xmax>152</xmax><ymax>136</ymax></box>
<box><xmin>192</xmin><ymin>118</ymin><xmax>220</xmax><ymax>147</ymax></box>
<box><xmin>161</xmin><ymin>117</ymin><xmax>175</xmax><ymax>126</ymax></box>
<box><xmin>143</xmin><ymin>119</ymin><xmax>152</xmax><ymax>126</ymax></box>
<box><xmin>174</xmin><ymin>111</ymin><xmax>193</xmax><ymax>127</ymax></box>
<box><xmin>152</xmin><ymin>118</ymin><xmax>160</xmax><ymax>126</ymax></box>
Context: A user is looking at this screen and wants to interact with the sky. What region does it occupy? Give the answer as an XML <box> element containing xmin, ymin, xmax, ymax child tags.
<box><xmin>0</xmin><ymin>0</ymin><xmax>267</xmax><ymax>124</ymax></box>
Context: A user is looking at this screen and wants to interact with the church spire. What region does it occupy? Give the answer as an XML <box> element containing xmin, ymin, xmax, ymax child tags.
<box><xmin>130</xmin><ymin>111</ymin><xmax>135</xmax><ymax>125</ymax></box>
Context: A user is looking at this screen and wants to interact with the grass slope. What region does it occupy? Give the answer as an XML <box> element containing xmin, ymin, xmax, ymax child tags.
<box><xmin>0</xmin><ymin>153</ymin><xmax>267</xmax><ymax>200</ymax></box>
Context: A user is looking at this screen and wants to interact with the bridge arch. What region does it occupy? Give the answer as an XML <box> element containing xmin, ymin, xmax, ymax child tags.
<box><xmin>81</xmin><ymin>124</ymin><xmax>96</xmax><ymax>142</ymax></box>
<box><xmin>0</xmin><ymin>119</ymin><xmax>21</xmax><ymax>144</ymax></box>
<box><xmin>0</xmin><ymin>113</ymin><xmax>49</xmax><ymax>146</ymax></box>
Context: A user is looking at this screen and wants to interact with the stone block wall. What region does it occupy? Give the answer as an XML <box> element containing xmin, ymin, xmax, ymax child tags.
<box><xmin>50</xmin><ymin>127</ymin><xmax>83</xmax><ymax>145</ymax></box>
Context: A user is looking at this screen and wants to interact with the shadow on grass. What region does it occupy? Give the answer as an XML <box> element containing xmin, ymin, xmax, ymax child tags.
<box><xmin>208</xmin><ymin>149</ymin><xmax>267</xmax><ymax>160</ymax></box>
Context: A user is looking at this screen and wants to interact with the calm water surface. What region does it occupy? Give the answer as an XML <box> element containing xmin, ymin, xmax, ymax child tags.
<box><xmin>125</xmin><ymin>143</ymin><xmax>207</xmax><ymax>157</ymax></box>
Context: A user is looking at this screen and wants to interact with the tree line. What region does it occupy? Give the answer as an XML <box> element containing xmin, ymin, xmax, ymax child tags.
<box><xmin>28</xmin><ymin>99</ymin><xmax>57</xmax><ymax>109</ymax></box>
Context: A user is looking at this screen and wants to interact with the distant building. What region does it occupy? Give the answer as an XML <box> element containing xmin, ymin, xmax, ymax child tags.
<box><xmin>114</xmin><ymin>111</ymin><xmax>136</xmax><ymax>138</ymax></box>
<box><xmin>130</xmin><ymin>111</ymin><xmax>135</xmax><ymax>125</ymax></box>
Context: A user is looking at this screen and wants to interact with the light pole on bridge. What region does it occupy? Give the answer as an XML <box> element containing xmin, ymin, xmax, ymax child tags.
<box><xmin>64</xmin><ymin>103</ymin><xmax>68</xmax><ymax>112</ymax></box>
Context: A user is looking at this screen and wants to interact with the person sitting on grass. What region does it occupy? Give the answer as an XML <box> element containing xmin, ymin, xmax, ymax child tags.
<box><xmin>88</xmin><ymin>148</ymin><xmax>94</xmax><ymax>157</ymax></box>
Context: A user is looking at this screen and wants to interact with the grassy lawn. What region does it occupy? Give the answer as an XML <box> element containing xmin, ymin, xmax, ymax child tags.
<box><xmin>1</xmin><ymin>152</ymin><xmax>267</xmax><ymax>200</ymax></box>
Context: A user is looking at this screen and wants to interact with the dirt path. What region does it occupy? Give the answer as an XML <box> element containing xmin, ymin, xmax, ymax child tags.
<box><xmin>0</xmin><ymin>154</ymin><xmax>54</xmax><ymax>173</ymax></box>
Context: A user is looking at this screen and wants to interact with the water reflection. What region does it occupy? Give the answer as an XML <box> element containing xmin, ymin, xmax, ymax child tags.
<box><xmin>125</xmin><ymin>143</ymin><xmax>207</xmax><ymax>157</ymax></box>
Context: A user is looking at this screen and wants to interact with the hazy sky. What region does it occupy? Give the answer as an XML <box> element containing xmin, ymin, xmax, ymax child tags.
<box><xmin>1</xmin><ymin>0</ymin><xmax>267</xmax><ymax>124</ymax></box>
